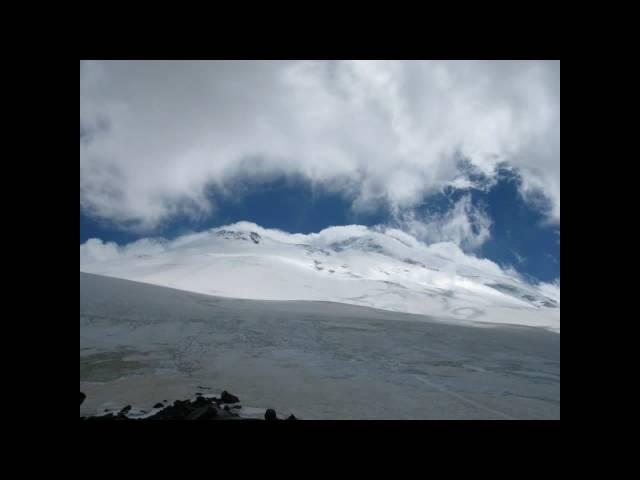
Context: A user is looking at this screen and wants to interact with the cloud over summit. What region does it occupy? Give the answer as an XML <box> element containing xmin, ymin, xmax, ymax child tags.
<box><xmin>80</xmin><ymin>60</ymin><xmax>560</xmax><ymax>231</ymax></box>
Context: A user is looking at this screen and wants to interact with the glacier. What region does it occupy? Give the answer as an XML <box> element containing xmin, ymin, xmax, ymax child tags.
<box><xmin>80</xmin><ymin>222</ymin><xmax>560</xmax><ymax>332</ymax></box>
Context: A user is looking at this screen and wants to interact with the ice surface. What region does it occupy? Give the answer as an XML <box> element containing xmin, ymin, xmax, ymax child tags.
<box><xmin>80</xmin><ymin>273</ymin><xmax>560</xmax><ymax>420</ymax></box>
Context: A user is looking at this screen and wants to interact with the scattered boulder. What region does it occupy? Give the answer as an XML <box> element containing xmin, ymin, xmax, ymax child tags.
<box><xmin>80</xmin><ymin>392</ymin><xmax>86</xmax><ymax>405</ymax></box>
<box><xmin>119</xmin><ymin>405</ymin><xmax>132</xmax><ymax>415</ymax></box>
<box><xmin>286</xmin><ymin>414</ymin><xmax>298</xmax><ymax>420</ymax></box>
<box><xmin>220</xmin><ymin>390</ymin><xmax>240</xmax><ymax>404</ymax></box>
<box><xmin>153</xmin><ymin>403</ymin><xmax>164</xmax><ymax>409</ymax></box>
<box><xmin>265</xmin><ymin>409</ymin><xmax>277</xmax><ymax>421</ymax></box>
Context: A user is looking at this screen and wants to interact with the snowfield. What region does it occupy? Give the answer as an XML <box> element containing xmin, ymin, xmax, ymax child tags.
<box><xmin>80</xmin><ymin>272</ymin><xmax>560</xmax><ymax>420</ymax></box>
<box><xmin>80</xmin><ymin>222</ymin><xmax>560</xmax><ymax>332</ymax></box>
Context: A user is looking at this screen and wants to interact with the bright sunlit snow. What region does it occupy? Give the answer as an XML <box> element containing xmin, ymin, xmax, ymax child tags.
<box><xmin>81</xmin><ymin>222</ymin><xmax>560</xmax><ymax>332</ymax></box>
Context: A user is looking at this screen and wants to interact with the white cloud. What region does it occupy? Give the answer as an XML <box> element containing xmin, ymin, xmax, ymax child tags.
<box><xmin>80</xmin><ymin>237</ymin><xmax>166</xmax><ymax>265</ymax></box>
<box><xmin>536</xmin><ymin>279</ymin><xmax>560</xmax><ymax>304</ymax></box>
<box><xmin>80</xmin><ymin>238</ymin><xmax>120</xmax><ymax>264</ymax></box>
<box><xmin>511</xmin><ymin>250</ymin><xmax>526</xmax><ymax>264</ymax></box>
<box><xmin>396</xmin><ymin>195</ymin><xmax>492</xmax><ymax>251</ymax></box>
<box><xmin>81</xmin><ymin>60</ymin><xmax>560</xmax><ymax>231</ymax></box>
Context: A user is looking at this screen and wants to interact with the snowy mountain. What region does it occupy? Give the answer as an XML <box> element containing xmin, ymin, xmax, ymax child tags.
<box><xmin>80</xmin><ymin>222</ymin><xmax>560</xmax><ymax>332</ymax></box>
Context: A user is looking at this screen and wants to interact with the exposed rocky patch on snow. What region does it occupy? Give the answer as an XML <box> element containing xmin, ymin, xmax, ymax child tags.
<box><xmin>80</xmin><ymin>389</ymin><xmax>296</xmax><ymax>421</ymax></box>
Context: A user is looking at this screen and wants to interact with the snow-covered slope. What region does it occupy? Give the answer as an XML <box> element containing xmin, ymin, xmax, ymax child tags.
<box><xmin>80</xmin><ymin>222</ymin><xmax>560</xmax><ymax>332</ymax></box>
<box><xmin>81</xmin><ymin>272</ymin><xmax>560</xmax><ymax>419</ymax></box>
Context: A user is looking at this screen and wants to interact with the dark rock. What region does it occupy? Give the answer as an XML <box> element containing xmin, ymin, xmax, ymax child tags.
<box><xmin>81</xmin><ymin>393</ymin><xmax>259</xmax><ymax>421</ymax></box>
<box><xmin>186</xmin><ymin>405</ymin><xmax>218</xmax><ymax>420</ymax></box>
<box><xmin>191</xmin><ymin>396</ymin><xmax>213</xmax><ymax>408</ymax></box>
<box><xmin>286</xmin><ymin>414</ymin><xmax>298</xmax><ymax>420</ymax></box>
<box><xmin>265</xmin><ymin>409</ymin><xmax>277</xmax><ymax>421</ymax></box>
<box><xmin>195</xmin><ymin>392</ymin><xmax>203</xmax><ymax>396</ymax></box>
<box><xmin>80</xmin><ymin>392</ymin><xmax>86</xmax><ymax>405</ymax></box>
<box><xmin>148</xmin><ymin>400</ymin><xmax>192</xmax><ymax>420</ymax></box>
<box><xmin>220</xmin><ymin>390</ymin><xmax>240</xmax><ymax>404</ymax></box>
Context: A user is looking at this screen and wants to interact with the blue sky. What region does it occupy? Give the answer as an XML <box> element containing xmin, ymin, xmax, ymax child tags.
<box><xmin>80</xmin><ymin>60</ymin><xmax>559</xmax><ymax>284</ymax></box>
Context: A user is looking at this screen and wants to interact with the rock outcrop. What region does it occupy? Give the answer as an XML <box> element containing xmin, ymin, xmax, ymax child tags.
<box><xmin>80</xmin><ymin>391</ymin><xmax>300</xmax><ymax>421</ymax></box>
